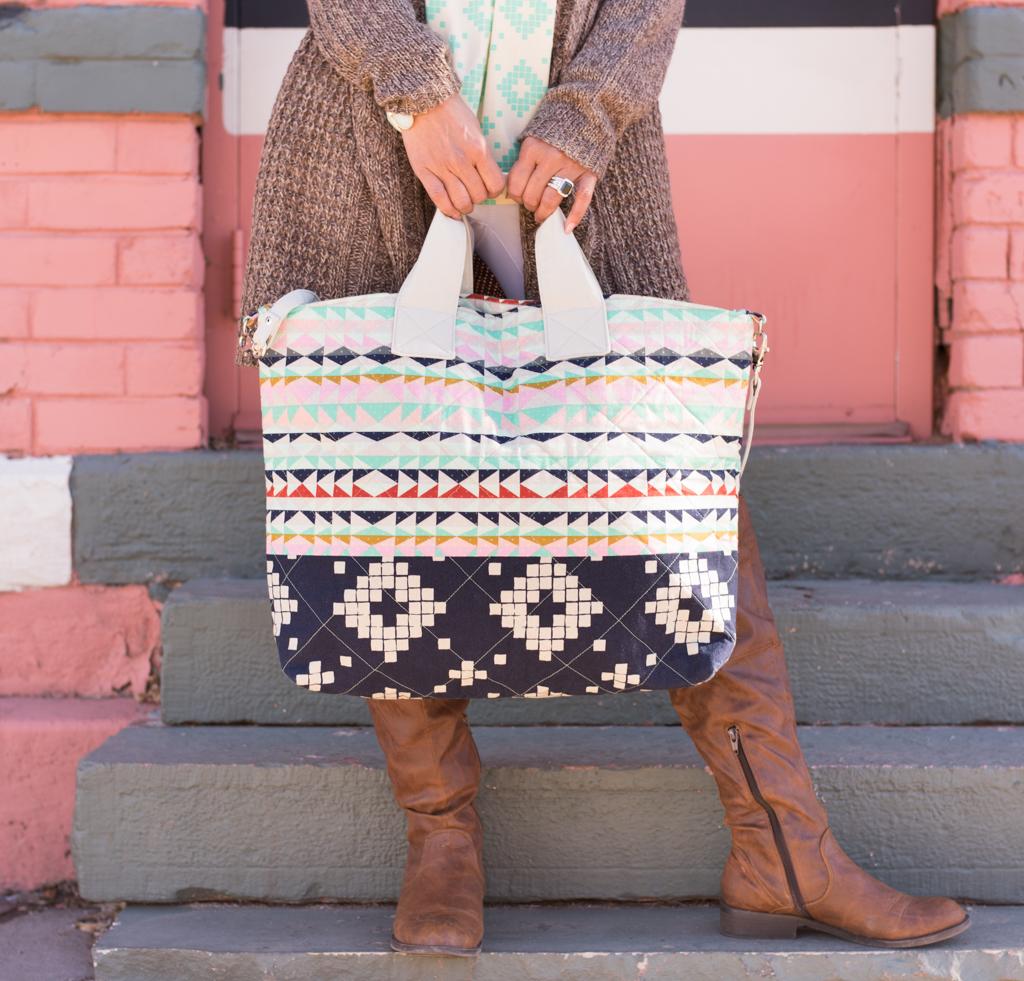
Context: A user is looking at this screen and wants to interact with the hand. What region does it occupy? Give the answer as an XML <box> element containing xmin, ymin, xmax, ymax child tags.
<box><xmin>507</xmin><ymin>136</ymin><xmax>598</xmax><ymax>234</ymax></box>
<box><xmin>400</xmin><ymin>94</ymin><xmax>506</xmax><ymax>219</ymax></box>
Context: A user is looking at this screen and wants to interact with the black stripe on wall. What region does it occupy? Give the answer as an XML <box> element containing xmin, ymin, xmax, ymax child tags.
<box><xmin>225</xmin><ymin>0</ymin><xmax>935</xmax><ymax>29</ymax></box>
<box><xmin>684</xmin><ymin>0</ymin><xmax>934</xmax><ymax>27</ymax></box>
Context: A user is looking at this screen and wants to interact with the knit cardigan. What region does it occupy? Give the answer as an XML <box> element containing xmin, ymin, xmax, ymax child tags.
<box><xmin>235</xmin><ymin>0</ymin><xmax>689</xmax><ymax>367</ymax></box>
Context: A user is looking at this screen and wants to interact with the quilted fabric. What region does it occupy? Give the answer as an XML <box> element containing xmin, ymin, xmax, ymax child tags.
<box><xmin>259</xmin><ymin>292</ymin><xmax>757</xmax><ymax>699</ymax></box>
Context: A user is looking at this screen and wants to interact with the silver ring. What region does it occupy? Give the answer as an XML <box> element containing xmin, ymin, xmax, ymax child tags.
<box><xmin>547</xmin><ymin>175</ymin><xmax>575</xmax><ymax>198</ymax></box>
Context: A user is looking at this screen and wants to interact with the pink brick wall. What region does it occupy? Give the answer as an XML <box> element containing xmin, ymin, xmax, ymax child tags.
<box><xmin>936</xmin><ymin>115</ymin><xmax>1024</xmax><ymax>441</ymax></box>
<box><xmin>0</xmin><ymin>114</ymin><xmax>207</xmax><ymax>456</ymax></box>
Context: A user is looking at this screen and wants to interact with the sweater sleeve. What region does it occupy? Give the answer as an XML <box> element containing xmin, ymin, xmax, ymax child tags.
<box><xmin>521</xmin><ymin>0</ymin><xmax>686</xmax><ymax>179</ymax></box>
<box><xmin>306</xmin><ymin>0</ymin><xmax>462</xmax><ymax>114</ymax></box>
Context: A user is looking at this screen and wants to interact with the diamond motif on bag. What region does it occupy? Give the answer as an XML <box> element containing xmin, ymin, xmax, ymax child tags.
<box><xmin>332</xmin><ymin>560</ymin><xmax>446</xmax><ymax>662</ymax></box>
<box><xmin>491</xmin><ymin>556</ymin><xmax>603</xmax><ymax>661</ymax></box>
<box><xmin>645</xmin><ymin>554</ymin><xmax>733</xmax><ymax>655</ymax></box>
<box><xmin>296</xmin><ymin>660</ymin><xmax>334</xmax><ymax>692</ymax></box>
<box><xmin>601</xmin><ymin>662</ymin><xmax>639</xmax><ymax>690</ymax></box>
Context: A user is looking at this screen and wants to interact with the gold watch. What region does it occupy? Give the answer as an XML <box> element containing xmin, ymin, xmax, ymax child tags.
<box><xmin>385</xmin><ymin>110</ymin><xmax>415</xmax><ymax>132</ymax></box>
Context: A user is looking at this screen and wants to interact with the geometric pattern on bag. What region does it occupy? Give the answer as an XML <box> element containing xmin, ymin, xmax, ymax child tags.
<box><xmin>259</xmin><ymin>288</ymin><xmax>759</xmax><ymax>698</ymax></box>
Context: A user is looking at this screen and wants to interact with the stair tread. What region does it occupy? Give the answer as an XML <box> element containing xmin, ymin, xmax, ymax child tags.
<box><xmin>93</xmin><ymin>903</ymin><xmax>1022</xmax><ymax>980</ymax></box>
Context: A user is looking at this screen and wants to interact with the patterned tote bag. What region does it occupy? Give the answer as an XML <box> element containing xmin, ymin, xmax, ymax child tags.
<box><xmin>253</xmin><ymin>210</ymin><xmax>768</xmax><ymax>701</ymax></box>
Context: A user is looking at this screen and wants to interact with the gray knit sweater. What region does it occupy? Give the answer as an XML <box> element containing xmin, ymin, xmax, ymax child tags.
<box><xmin>235</xmin><ymin>0</ymin><xmax>689</xmax><ymax>366</ymax></box>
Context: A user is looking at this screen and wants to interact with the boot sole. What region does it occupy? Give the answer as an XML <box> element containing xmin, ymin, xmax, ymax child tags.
<box><xmin>720</xmin><ymin>902</ymin><xmax>971</xmax><ymax>949</ymax></box>
<box><xmin>390</xmin><ymin>934</ymin><xmax>481</xmax><ymax>957</ymax></box>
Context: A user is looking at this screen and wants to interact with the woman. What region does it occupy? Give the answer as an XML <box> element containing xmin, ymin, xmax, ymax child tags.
<box><xmin>235</xmin><ymin>0</ymin><xmax>969</xmax><ymax>957</ymax></box>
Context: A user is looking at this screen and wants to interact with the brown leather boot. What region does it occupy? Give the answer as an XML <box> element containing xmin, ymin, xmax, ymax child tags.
<box><xmin>367</xmin><ymin>696</ymin><xmax>485</xmax><ymax>956</ymax></box>
<box><xmin>668</xmin><ymin>495</ymin><xmax>970</xmax><ymax>948</ymax></box>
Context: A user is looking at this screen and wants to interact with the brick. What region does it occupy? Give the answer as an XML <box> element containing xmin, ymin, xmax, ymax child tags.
<box><xmin>0</xmin><ymin>341</ymin><xmax>28</xmax><ymax>394</ymax></box>
<box><xmin>0</xmin><ymin>289</ymin><xmax>30</xmax><ymax>338</ymax></box>
<box><xmin>118</xmin><ymin>234</ymin><xmax>203</xmax><ymax>287</ymax></box>
<box><xmin>0</xmin><ymin>235</ymin><xmax>116</xmax><ymax>286</ymax></box>
<box><xmin>26</xmin><ymin>177</ymin><xmax>201</xmax><ymax>231</ymax></box>
<box><xmin>22</xmin><ymin>0</ymin><xmax>205</xmax><ymax>6</ymax></box>
<box><xmin>35</xmin><ymin>396</ymin><xmax>206</xmax><ymax>454</ymax></box>
<box><xmin>0</xmin><ymin>585</ymin><xmax>159</xmax><ymax>697</ymax></box>
<box><xmin>0</xmin><ymin>118</ymin><xmax>116</xmax><ymax>174</ymax></box>
<box><xmin>951</xmin><ymin>115</ymin><xmax>1014</xmax><ymax>171</ymax></box>
<box><xmin>0</xmin><ymin>182</ymin><xmax>28</xmax><ymax>228</ymax></box>
<box><xmin>952</xmin><ymin>280</ymin><xmax>1024</xmax><ymax>331</ymax></box>
<box><xmin>939</xmin><ymin>0</ymin><xmax>1023</xmax><ymax>13</ymax></box>
<box><xmin>36</xmin><ymin>60</ymin><xmax>204</xmax><ymax>116</ymax></box>
<box><xmin>0</xmin><ymin>453</ymin><xmax>73</xmax><ymax>591</ymax></box>
<box><xmin>944</xmin><ymin>389</ymin><xmax>1024</xmax><ymax>441</ymax></box>
<box><xmin>1011</xmin><ymin>228</ymin><xmax>1024</xmax><ymax>281</ymax></box>
<box><xmin>33</xmin><ymin>287</ymin><xmax>201</xmax><ymax>341</ymax></box>
<box><xmin>0</xmin><ymin>397</ymin><xmax>31</xmax><ymax>455</ymax></box>
<box><xmin>948</xmin><ymin>334</ymin><xmax>1024</xmax><ymax>389</ymax></box>
<box><xmin>116</xmin><ymin>119</ymin><xmax>198</xmax><ymax>175</ymax></box>
<box><xmin>0</xmin><ymin>697</ymin><xmax>149</xmax><ymax>890</ymax></box>
<box><xmin>125</xmin><ymin>343</ymin><xmax>203</xmax><ymax>396</ymax></box>
<box><xmin>951</xmin><ymin>224</ymin><xmax>1010</xmax><ymax>279</ymax></box>
<box><xmin>0</xmin><ymin>63</ymin><xmax>34</xmax><ymax>111</ymax></box>
<box><xmin>953</xmin><ymin>171</ymin><xmax>1024</xmax><ymax>225</ymax></box>
<box><xmin>18</xmin><ymin>342</ymin><xmax>125</xmax><ymax>396</ymax></box>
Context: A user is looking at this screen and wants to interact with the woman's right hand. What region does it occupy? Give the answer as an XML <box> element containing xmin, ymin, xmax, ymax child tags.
<box><xmin>400</xmin><ymin>94</ymin><xmax>506</xmax><ymax>219</ymax></box>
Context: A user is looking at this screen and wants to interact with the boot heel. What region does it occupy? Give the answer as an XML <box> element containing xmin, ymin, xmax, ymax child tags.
<box><xmin>720</xmin><ymin>903</ymin><xmax>802</xmax><ymax>939</ymax></box>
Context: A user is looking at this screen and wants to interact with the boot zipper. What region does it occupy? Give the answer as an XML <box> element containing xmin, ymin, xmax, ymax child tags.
<box><xmin>727</xmin><ymin>724</ymin><xmax>807</xmax><ymax>916</ymax></box>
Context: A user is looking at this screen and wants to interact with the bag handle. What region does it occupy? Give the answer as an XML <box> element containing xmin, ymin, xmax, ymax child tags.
<box><xmin>392</xmin><ymin>208</ymin><xmax>609</xmax><ymax>360</ymax></box>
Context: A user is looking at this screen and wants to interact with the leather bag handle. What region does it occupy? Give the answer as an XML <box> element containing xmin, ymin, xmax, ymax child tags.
<box><xmin>392</xmin><ymin>208</ymin><xmax>609</xmax><ymax>360</ymax></box>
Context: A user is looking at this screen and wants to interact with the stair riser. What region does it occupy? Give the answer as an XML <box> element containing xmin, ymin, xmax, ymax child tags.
<box><xmin>92</xmin><ymin>947</ymin><xmax>1024</xmax><ymax>981</ymax></box>
<box><xmin>91</xmin><ymin>904</ymin><xmax>1024</xmax><ymax>981</ymax></box>
<box><xmin>160</xmin><ymin>580</ymin><xmax>1024</xmax><ymax>726</ymax></box>
<box><xmin>72</xmin><ymin>445</ymin><xmax>1024</xmax><ymax>585</ymax></box>
<box><xmin>73</xmin><ymin>726</ymin><xmax>1024</xmax><ymax>904</ymax></box>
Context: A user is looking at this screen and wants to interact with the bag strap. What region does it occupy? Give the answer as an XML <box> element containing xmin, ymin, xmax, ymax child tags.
<box><xmin>250</xmin><ymin>289</ymin><xmax>320</xmax><ymax>357</ymax></box>
<box><xmin>737</xmin><ymin>312</ymin><xmax>769</xmax><ymax>485</ymax></box>
<box><xmin>392</xmin><ymin>208</ymin><xmax>609</xmax><ymax>360</ymax></box>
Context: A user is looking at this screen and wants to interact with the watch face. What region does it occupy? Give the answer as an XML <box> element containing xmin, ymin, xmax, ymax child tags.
<box><xmin>388</xmin><ymin>111</ymin><xmax>414</xmax><ymax>131</ymax></box>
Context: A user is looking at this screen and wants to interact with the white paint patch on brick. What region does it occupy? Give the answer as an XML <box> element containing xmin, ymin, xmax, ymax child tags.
<box><xmin>0</xmin><ymin>454</ymin><xmax>72</xmax><ymax>591</ymax></box>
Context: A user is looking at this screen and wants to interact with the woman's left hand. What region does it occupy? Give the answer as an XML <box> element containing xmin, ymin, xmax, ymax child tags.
<box><xmin>507</xmin><ymin>136</ymin><xmax>598</xmax><ymax>234</ymax></box>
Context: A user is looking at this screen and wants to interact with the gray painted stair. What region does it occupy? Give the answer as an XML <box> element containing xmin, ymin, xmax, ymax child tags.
<box><xmin>160</xmin><ymin>577</ymin><xmax>1024</xmax><ymax>726</ymax></box>
<box><xmin>73</xmin><ymin>721</ymin><xmax>1024</xmax><ymax>905</ymax></box>
<box><xmin>92</xmin><ymin>903</ymin><xmax>1024</xmax><ymax>981</ymax></box>
<box><xmin>71</xmin><ymin>445</ymin><xmax>1024</xmax><ymax>584</ymax></box>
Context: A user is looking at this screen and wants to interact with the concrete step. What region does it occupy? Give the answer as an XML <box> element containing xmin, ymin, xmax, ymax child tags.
<box><xmin>93</xmin><ymin>902</ymin><xmax>1023</xmax><ymax>981</ymax></box>
<box><xmin>73</xmin><ymin>721</ymin><xmax>1024</xmax><ymax>904</ymax></box>
<box><xmin>160</xmin><ymin>577</ymin><xmax>1024</xmax><ymax>726</ymax></box>
<box><xmin>72</xmin><ymin>445</ymin><xmax>1024</xmax><ymax>586</ymax></box>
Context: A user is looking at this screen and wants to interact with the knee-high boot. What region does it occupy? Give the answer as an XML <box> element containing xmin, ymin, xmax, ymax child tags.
<box><xmin>367</xmin><ymin>696</ymin><xmax>485</xmax><ymax>956</ymax></box>
<box><xmin>667</xmin><ymin>495</ymin><xmax>969</xmax><ymax>948</ymax></box>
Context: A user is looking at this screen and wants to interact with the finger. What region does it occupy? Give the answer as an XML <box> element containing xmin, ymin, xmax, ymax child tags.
<box><xmin>533</xmin><ymin>185</ymin><xmax>568</xmax><ymax>224</ymax></box>
<box><xmin>459</xmin><ymin>163</ymin><xmax>490</xmax><ymax>205</ymax></box>
<box><xmin>524</xmin><ymin>155</ymin><xmax>581</xmax><ymax>213</ymax></box>
<box><xmin>475</xmin><ymin>154</ymin><xmax>506</xmax><ymax>199</ymax></box>
<box><xmin>564</xmin><ymin>174</ymin><xmax>597</xmax><ymax>233</ymax></box>
<box><xmin>420</xmin><ymin>170</ymin><xmax>460</xmax><ymax>220</ymax></box>
<box><xmin>442</xmin><ymin>173</ymin><xmax>475</xmax><ymax>214</ymax></box>
<box><xmin>522</xmin><ymin>156</ymin><xmax>558</xmax><ymax>212</ymax></box>
<box><xmin>506</xmin><ymin>154</ymin><xmax>536</xmax><ymax>203</ymax></box>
